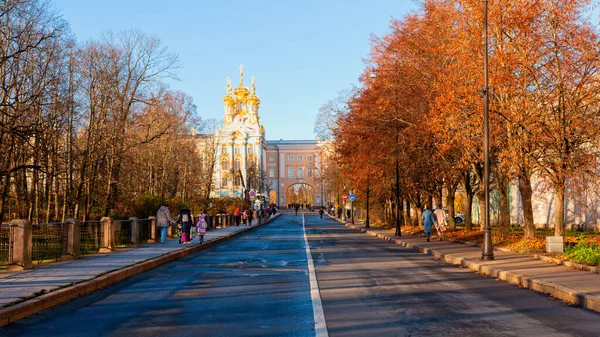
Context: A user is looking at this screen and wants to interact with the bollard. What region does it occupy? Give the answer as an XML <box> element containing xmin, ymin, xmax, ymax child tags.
<box><xmin>8</xmin><ymin>219</ymin><xmax>32</xmax><ymax>270</ymax></box>
<box><xmin>62</xmin><ymin>218</ymin><xmax>81</xmax><ymax>259</ymax></box>
<box><xmin>148</xmin><ymin>216</ymin><xmax>157</xmax><ymax>243</ymax></box>
<box><xmin>130</xmin><ymin>217</ymin><xmax>140</xmax><ymax>246</ymax></box>
<box><xmin>100</xmin><ymin>217</ymin><xmax>115</xmax><ymax>253</ymax></box>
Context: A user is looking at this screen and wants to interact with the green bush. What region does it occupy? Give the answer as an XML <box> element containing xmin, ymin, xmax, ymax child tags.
<box><xmin>132</xmin><ymin>193</ymin><xmax>162</xmax><ymax>218</ymax></box>
<box><xmin>564</xmin><ymin>238</ymin><xmax>600</xmax><ymax>266</ymax></box>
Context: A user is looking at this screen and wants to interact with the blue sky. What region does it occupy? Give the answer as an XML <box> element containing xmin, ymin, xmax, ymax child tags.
<box><xmin>51</xmin><ymin>0</ymin><xmax>420</xmax><ymax>140</ymax></box>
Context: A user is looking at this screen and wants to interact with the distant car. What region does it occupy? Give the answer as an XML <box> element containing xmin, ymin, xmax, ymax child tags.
<box><xmin>443</xmin><ymin>209</ymin><xmax>465</xmax><ymax>224</ymax></box>
<box><xmin>453</xmin><ymin>213</ymin><xmax>465</xmax><ymax>224</ymax></box>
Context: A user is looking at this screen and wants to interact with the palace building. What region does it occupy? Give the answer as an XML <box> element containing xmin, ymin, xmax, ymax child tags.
<box><xmin>204</xmin><ymin>66</ymin><xmax>329</xmax><ymax>208</ymax></box>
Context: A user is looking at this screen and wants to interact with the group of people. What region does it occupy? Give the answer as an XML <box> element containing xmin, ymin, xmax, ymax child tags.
<box><xmin>154</xmin><ymin>202</ymin><xmax>280</xmax><ymax>245</ymax></box>
<box><xmin>234</xmin><ymin>207</ymin><xmax>254</xmax><ymax>226</ymax></box>
<box><xmin>288</xmin><ymin>202</ymin><xmax>312</xmax><ymax>210</ymax></box>
<box><xmin>422</xmin><ymin>206</ymin><xmax>448</xmax><ymax>242</ymax></box>
<box><xmin>155</xmin><ymin>203</ymin><xmax>207</xmax><ymax>245</ymax></box>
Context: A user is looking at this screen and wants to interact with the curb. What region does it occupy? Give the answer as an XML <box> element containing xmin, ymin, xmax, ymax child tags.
<box><xmin>338</xmin><ymin>220</ymin><xmax>600</xmax><ymax>314</ymax></box>
<box><xmin>0</xmin><ymin>214</ymin><xmax>280</xmax><ymax>327</ymax></box>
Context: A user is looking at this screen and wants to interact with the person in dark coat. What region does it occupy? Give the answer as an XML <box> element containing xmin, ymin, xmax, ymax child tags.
<box><xmin>422</xmin><ymin>205</ymin><xmax>436</xmax><ymax>242</ymax></box>
<box><xmin>176</xmin><ymin>207</ymin><xmax>194</xmax><ymax>244</ymax></box>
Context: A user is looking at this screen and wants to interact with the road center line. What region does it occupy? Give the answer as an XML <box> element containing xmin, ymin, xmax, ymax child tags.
<box><xmin>303</xmin><ymin>213</ymin><xmax>329</xmax><ymax>337</ymax></box>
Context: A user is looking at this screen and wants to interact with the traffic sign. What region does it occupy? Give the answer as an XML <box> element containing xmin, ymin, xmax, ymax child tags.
<box><xmin>342</xmin><ymin>194</ymin><xmax>348</xmax><ymax>200</ymax></box>
<box><xmin>349</xmin><ymin>194</ymin><xmax>356</xmax><ymax>201</ymax></box>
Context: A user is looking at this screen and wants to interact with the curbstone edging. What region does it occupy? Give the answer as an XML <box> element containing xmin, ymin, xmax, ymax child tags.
<box><xmin>0</xmin><ymin>214</ymin><xmax>280</xmax><ymax>327</ymax></box>
<box><xmin>335</xmin><ymin>218</ymin><xmax>600</xmax><ymax>314</ymax></box>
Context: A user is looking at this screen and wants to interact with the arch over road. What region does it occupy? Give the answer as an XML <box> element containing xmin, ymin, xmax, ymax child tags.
<box><xmin>286</xmin><ymin>183</ymin><xmax>315</xmax><ymax>206</ymax></box>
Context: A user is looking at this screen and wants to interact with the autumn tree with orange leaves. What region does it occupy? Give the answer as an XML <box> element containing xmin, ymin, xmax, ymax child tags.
<box><xmin>325</xmin><ymin>0</ymin><xmax>600</xmax><ymax>239</ymax></box>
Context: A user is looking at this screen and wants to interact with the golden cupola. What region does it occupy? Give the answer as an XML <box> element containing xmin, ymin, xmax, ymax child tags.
<box><xmin>233</xmin><ymin>64</ymin><xmax>250</xmax><ymax>101</ymax></box>
<box><xmin>222</xmin><ymin>77</ymin><xmax>235</xmax><ymax>106</ymax></box>
<box><xmin>247</xmin><ymin>76</ymin><xmax>261</xmax><ymax>114</ymax></box>
<box><xmin>222</xmin><ymin>77</ymin><xmax>235</xmax><ymax>125</ymax></box>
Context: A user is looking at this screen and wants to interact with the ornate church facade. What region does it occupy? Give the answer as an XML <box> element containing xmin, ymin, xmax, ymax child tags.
<box><xmin>206</xmin><ymin>66</ymin><xmax>329</xmax><ymax>208</ymax></box>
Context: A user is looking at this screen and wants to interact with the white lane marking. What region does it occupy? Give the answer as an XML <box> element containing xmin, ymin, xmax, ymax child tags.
<box><xmin>303</xmin><ymin>213</ymin><xmax>329</xmax><ymax>337</ymax></box>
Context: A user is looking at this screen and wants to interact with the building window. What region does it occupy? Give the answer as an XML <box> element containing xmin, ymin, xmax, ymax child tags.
<box><xmin>221</xmin><ymin>177</ymin><xmax>228</xmax><ymax>187</ymax></box>
<box><xmin>269</xmin><ymin>168</ymin><xmax>275</xmax><ymax>177</ymax></box>
<box><xmin>234</xmin><ymin>158</ymin><xmax>241</xmax><ymax>171</ymax></box>
<box><xmin>235</xmin><ymin>146</ymin><xmax>241</xmax><ymax>155</ymax></box>
<box><xmin>235</xmin><ymin>175</ymin><xmax>241</xmax><ymax>186</ymax></box>
<box><xmin>288</xmin><ymin>155</ymin><xmax>294</xmax><ymax>162</ymax></box>
<box><xmin>221</xmin><ymin>158</ymin><xmax>229</xmax><ymax>171</ymax></box>
<box><xmin>222</xmin><ymin>145</ymin><xmax>227</xmax><ymax>154</ymax></box>
<box><xmin>298</xmin><ymin>167</ymin><xmax>303</xmax><ymax>178</ymax></box>
<box><xmin>248</xmin><ymin>158</ymin><xmax>255</xmax><ymax>168</ymax></box>
<box><xmin>288</xmin><ymin>167</ymin><xmax>294</xmax><ymax>178</ymax></box>
<box><xmin>269</xmin><ymin>156</ymin><xmax>274</xmax><ymax>162</ymax></box>
<box><xmin>248</xmin><ymin>144</ymin><xmax>253</xmax><ymax>154</ymax></box>
<box><xmin>297</xmin><ymin>155</ymin><xmax>303</xmax><ymax>162</ymax></box>
<box><xmin>307</xmin><ymin>155</ymin><xmax>313</xmax><ymax>162</ymax></box>
<box><xmin>307</xmin><ymin>167</ymin><xmax>313</xmax><ymax>177</ymax></box>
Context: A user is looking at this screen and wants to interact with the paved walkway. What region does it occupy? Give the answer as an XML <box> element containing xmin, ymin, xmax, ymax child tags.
<box><xmin>332</xmin><ymin>215</ymin><xmax>600</xmax><ymax>314</ymax></box>
<box><xmin>0</xmin><ymin>218</ymin><xmax>271</xmax><ymax>309</ymax></box>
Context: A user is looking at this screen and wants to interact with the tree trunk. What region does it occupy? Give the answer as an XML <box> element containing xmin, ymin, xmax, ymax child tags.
<box><xmin>404</xmin><ymin>198</ymin><xmax>411</xmax><ymax>227</ymax></box>
<box><xmin>446</xmin><ymin>184</ymin><xmax>457</xmax><ymax>231</ymax></box>
<box><xmin>462</xmin><ymin>172</ymin><xmax>474</xmax><ymax>231</ymax></box>
<box><xmin>518</xmin><ymin>169</ymin><xmax>535</xmax><ymax>238</ymax></box>
<box><xmin>477</xmin><ymin>191</ymin><xmax>485</xmax><ymax>230</ymax></box>
<box><xmin>497</xmin><ymin>178</ymin><xmax>510</xmax><ymax>238</ymax></box>
<box><xmin>554</xmin><ymin>183</ymin><xmax>565</xmax><ymax>236</ymax></box>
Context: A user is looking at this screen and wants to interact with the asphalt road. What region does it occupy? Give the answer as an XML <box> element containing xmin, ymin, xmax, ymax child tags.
<box><xmin>308</xmin><ymin>215</ymin><xmax>600</xmax><ymax>337</ymax></box>
<box><xmin>2</xmin><ymin>213</ymin><xmax>600</xmax><ymax>337</ymax></box>
<box><xmin>1</xmin><ymin>215</ymin><xmax>315</xmax><ymax>337</ymax></box>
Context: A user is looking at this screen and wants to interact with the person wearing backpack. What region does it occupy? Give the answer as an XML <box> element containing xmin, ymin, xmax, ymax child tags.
<box><xmin>176</xmin><ymin>207</ymin><xmax>194</xmax><ymax>244</ymax></box>
<box><xmin>196</xmin><ymin>213</ymin><xmax>208</xmax><ymax>244</ymax></box>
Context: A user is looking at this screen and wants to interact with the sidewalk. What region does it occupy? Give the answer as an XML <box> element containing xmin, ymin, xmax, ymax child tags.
<box><xmin>0</xmin><ymin>215</ymin><xmax>279</xmax><ymax>326</ymax></box>
<box><xmin>332</xmin><ymin>216</ymin><xmax>600</xmax><ymax>314</ymax></box>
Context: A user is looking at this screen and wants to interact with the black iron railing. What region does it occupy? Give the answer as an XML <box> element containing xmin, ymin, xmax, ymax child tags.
<box><xmin>32</xmin><ymin>222</ymin><xmax>67</xmax><ymax>265</ymax></box>
<box><xmin>80</xmin><ymin>220</ymin><xmax>103</xmax><ymax>256</ymax></box>
<box><xmin>0</xmin><ymin>223</ymin><xmax>10</xmax><ymax>270</ymax></box>
<box><xmin>114</xmin><ymin>219</ymin><xmax>133</xmax><ymax>247</ymax></box>
<box><xmin>139</xmin><ymin>218</ymin><xmax>152</xmax><ymax>242</ymax></box>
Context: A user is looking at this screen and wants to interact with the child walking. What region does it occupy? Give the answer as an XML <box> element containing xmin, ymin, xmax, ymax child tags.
<box><xmin>196</xmin><ymin>214</ymin><xmax>207</xmax><ymax>244</ymax></box>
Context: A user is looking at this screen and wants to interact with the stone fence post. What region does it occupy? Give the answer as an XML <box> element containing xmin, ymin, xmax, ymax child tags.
<box><xmin>100</xmin><ymin>217</ymin><xmax>115</xmax><ymax>253</ymax></box>
<box><xmin>148</xmin><ymin>216</ymin><xmax>157</xmax><ymax>243</ymax></box>
<box><xmin>8</xmin><ymin>219</ymin><xmax>32</xmax><ymax>270</ymax></box>
<box><xmin>130</xmin><ymin>217</ymin><xmax>140</xmax><ymax>246</ymax></box>
<box><xmin>62</xmin><ymin>218</ymin><xmax>81</xmax><ymax>259</ymax></box>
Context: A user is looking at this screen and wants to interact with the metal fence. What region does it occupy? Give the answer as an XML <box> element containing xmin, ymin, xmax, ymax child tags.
<box><xmin>80</xmin><ymin>220</ymin><xmax>102</xmax><ymax>256</ymax></box>
<box><xmin>32</xmin><ymin>222</ymin><xmax>68</xmax><ymax>265</ymax></box>
<box><xmin>0</xmin><ymin>223</ymin><xmax>9</xmax><ymax>270</ymax></box>
<box><xmin>139</xmin><ymin>218</ymin><xmax>152</xmax><ymax>242</ymax></box>
<box><xmin>114</xmin><ymin>219</ymin><xmax>133</xmax><ymax>247</ymax></box>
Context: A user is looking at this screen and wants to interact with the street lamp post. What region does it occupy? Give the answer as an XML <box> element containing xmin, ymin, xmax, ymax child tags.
<box><xmin>351</xmin><ymin>189</ymin><xmax>354</xmax><ymax>224</ymax></box>
<box><xmin>365</xmin><ymin>180</ymin><xmax>370</xmax><ymax>228</ymax></box>
<box><xmin>481</xmin><ymin>0</ymin><xmax>494</xmax><ymax>260</ymax></box>
<box><xmin>395</xmin><ymin>156</ymin><xmax>401</xmax><ymax>236</ymax></box>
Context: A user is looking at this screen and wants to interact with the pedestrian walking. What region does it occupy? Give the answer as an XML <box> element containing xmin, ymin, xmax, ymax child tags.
<box><xmin>234</xmin><ymin>207</ymin><xmax>242</xmax><ymax>226</ymax></box>
<box><xmin>156</xmin><ymin>202</ymin><xmax>176</xmax><ymax>244</ymax></box>
<box><xmin>176</xmin><ymin>207</ymin><xmax>194</xmax><ymax>244</ymax></box>
<box><xmin>248</xmin><ymin>208</ymin><xmax>254</xmax><ymax>226</ymax></box>
<box><xmin>242</xmin><ymin>209</ymin><xmax>248</xmax><ymax>226</ymax></box>
<box><xmin>319</xmin><ymin>208</ymin><xmax>324</xmax><ymax>219</ymax></box>
<box><xmin>433</xmin><ymin>208</ymin><xmax>448</xmax><ymax>240</ymax></box>
<box><xmin>422</xmin><ymin>205</ymin><xmax>436</xmax><ymax>242</ymax></box>
<box><xmin>196</xmin><ymin>213</ymin><xmax>207</xmax><ymax>244</ymax></box>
